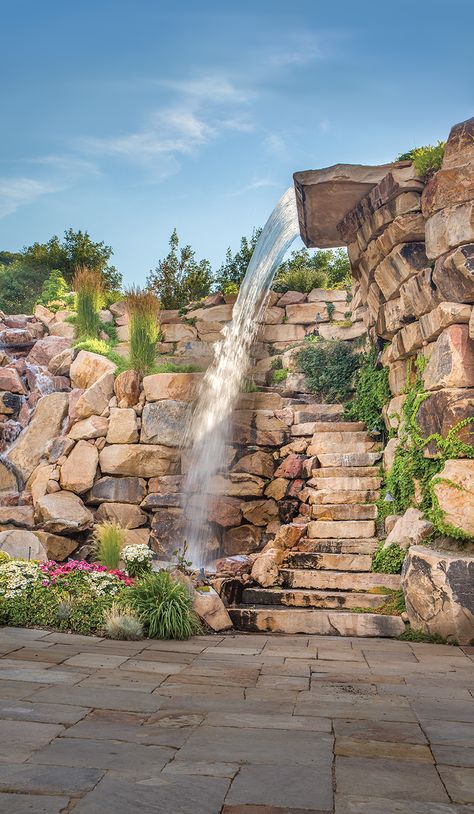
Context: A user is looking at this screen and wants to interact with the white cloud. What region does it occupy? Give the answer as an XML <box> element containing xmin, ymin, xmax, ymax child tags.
<box><xmin>160</xmin><ymin>76</ymin><xmax>249</xmax><ymax>103</ymax></box>
<box><xmin>0</xmin><ymin>177</ymin><xmax>61</xmax><ymax>218</ymax></box>
<box><xmin>264</xmin><ymin>133</ymin><xmax>288</xmax><ymax>158</ymax></box>
<box><xmin>224</xmin><ymin>177</ymin><xmax>280</xmax><ymax>198</ymax></box>
<box><xmin>267</xmin><ymin>32</ymin><xmax>325</xmax><ymax>67</ymax></box>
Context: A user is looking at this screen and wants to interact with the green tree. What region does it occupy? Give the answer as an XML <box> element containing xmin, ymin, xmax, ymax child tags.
<box><xmin>146</xmin><ymin>229</ymin><xmax>213</xmax><ymax>309</ymax></box>
<box><xmin>273</xmin><ymin>247</ymin><xmax>351</xmax><ymax>293</ymax></box>
<box><xmin>214</xmin><ymin>228</ymin><xmax>262</xmax><ymax>292</ymax></box>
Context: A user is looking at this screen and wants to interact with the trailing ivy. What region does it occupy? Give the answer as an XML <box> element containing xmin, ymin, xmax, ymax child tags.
<box><xmin>345</xmin><ymin>347</ymin><xmax>391</xmax><ymax>434</ymax></box>
<box><xmin>372</xmin><ymin>541</ymin><xmax>407</xmax><ymax>574</ymax></box>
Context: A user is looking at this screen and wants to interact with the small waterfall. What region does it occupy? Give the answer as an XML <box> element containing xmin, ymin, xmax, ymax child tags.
<box><xmin>182</xmin><ymin>187</ymin><xmax>299</xmax><ymax>567</ymax></box>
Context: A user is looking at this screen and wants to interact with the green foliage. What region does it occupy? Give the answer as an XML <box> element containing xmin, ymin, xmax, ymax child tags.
<box><xmin>126</xmin><ymin>288</ymin><xmax>161</xmax><ymax>377</ymax></box>
<box><xmin>326</xmin><ymin>301</ymin><xmax>336</xmax><ymax>320</ymax></box>
<box><xmin>93</xmin><ymin>522</ymin><xmax>126</xmax><ymax>569</ymax></box>
<box><xmin>272</xmin><ymin>368</ymin><xmax>289</xmax><ymax>384</ymax></box>
<box><xmin>36</xmin><ymin>269</ymin><xmax>74</xmax><ymax>311</ymax></box>
<box><xmin>372</xmin><ymin>541</ymin><xmax>407</xmax><ymax>574</ymax></box>
<box><xmin>345</xmin><ymin>347</ymin><xmax>391</xmax><ymax>434</ymax></box>
<box><xmin>104</xmin><ymin>604</ymin><xmax>144</xmax><ymax>640</ymax></box>
<box><xmin>153</xmin><ymin>362</ymin><xmax>202</xmax><ymax>373</ymax></box>
<box><xmin>99</xmin><ymin>321</ymin><xmax>118</xmax><ymax>343</ymax></box>
<box><xmin>214</xmin><ymin>229</ymin><xmax>262</xmax><ymax>291</ymax></box>
<box><xmin>379</xmin><ymin>358</ymin><xmax>474</xmax><ymax>539</ymax></box>
<box><xmin>0</xmin><ymin>552</ymin><xmax>10</xmax><ymax>565</ymax></box>
<box><xmin>351</xmin><ymin>589</ymin><xmax>405</xmax><ymax>616</ymax></box>
<box><xmin>395</xmin><ymin>142</ymin><xmax>445</xmax><ymax>179</ymax></box>
<box><xmin>273</xmin><ymin>247</ymin><xmax>351</xmax><ymax>293</ymax></box>
<box><xmin>0</xmin><ymin>229</ymin><xmax>121</xmax><ymax>314</ymax></box>
<box><xmin>298</xmin><ymin>338</ymin><xmax>359</xmax><ymax>403</ymax></box>
<box><xmin>398</xmin><ymin>627</ymin><xmax>450</xmax><ymax>644</ymax></box>
<box><xmin>129</xmin><ymin>570</ymin><xmax>202</xmax><ymax>639</ymax></box>
<box><xmin>147</xmin><ymin>229</ymin><xmax>213</xmax><ymax>309</ymax></box>
<box><xmin>241</xmin><ymin>378</ymin><xmax>258</xmax><ymax>393</ymax></box>
<box><xmin>74</xmin><ymin>267</ymin><xmax>104</xmax><ymax>339</ymax></box>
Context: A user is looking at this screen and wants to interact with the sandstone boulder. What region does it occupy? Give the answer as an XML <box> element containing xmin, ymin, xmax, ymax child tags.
<box><xmin>374</xmin><ymin>242</ymin><xmax>428</xmax><ymax>301</ymax></box>
<box><xmin>114</xmin><ymin>369</ymin><xmax>141</xmax><ymax>407</ymax></box>
<box><xmin>384</xmin><ymin>508</ymin><xmax>433</xmax><ymax>550</ymax></box>
<box><xmin>106</xmin><ymin>407</ymin><xmax>139</xmax><ymax>444</ymax></box>
<box><xmin>241</xmin><ymin>499</ymin><xmax>278</xmax><ymax>526</ymax></box>
<box><xmin>74</xmin><ymin>372</ymin><xmax>115</xmax><ymax>419</ymax></box>
<box><xmin>402</xmin><ymin>545</ymin><xmax>474</xmax><ymax>644</ymax></box>
<box><xmin>68</xmin><ymin>415</ymin><xmax>108</xmax><ymax>440</ymax></box>
<box><xmin>150</xmin><ymin>508</ymin><xmax>186</xmax><ymax>558</ymax></box>
<box><xmin>432</xmin><ymin>244</ymin><xmax>474</xmax><ymax>304</ymax></box>
<box><xmin>0</xmin><ymin>368</ymin><xmax>25</xmax><ymax>394</ymax></box>
<box><xmin>0</xmin><ymin>460</ymin><xmax>19</xmax><ymax>494</ymax></box>
<box><xmin>48</xmin><ymin>436</ymin><xmax>75</xmax><ymax>463</ymax></box>
<box><xmin>88</xmin><ymin>476</ymin><xmax>147</xmax><ymax>505</ymax></box>
<box><xmin>59</xmin><ymin>440</ymin><xmax>99</xmax><ymax>494</ymax></box>
<box><xmin>232</xmin><ymin>450</ymin><xmax>274</xmax><ymax>478</ymax></box>
<box><xmin>28</xmin><ymin>464</ymin><xmax>55</xmax><ymax>505</ymax></box>
<box><xmin>223</xmin><ymin>524</ymin><xmax>262</xmax><ymax>556</ymax></box>
<box><xmin>27</xmin><ymin>336</ymin><xmax>71</xmax><ymax>366</ymax></box>
<box><xmin>96</xmin><ymin>502</ymin><xmax>147</xmax><ymax>529</ymax></box>
<box><xmin>432</xmin><ymin>460</ymin><xmax>474</xmax><ymax>537</ymax></box>
<box><xmin>261</xmin><ymin>324</ymin><xmax>306</xmax><ymax>343</ymax></box>
<box><xmin>264</xmin><ymin>478</ymin><xmax>289</xmax><ymax>500</ymax></box>
<box><xmin>415</xmin><ymin>389</ymin><xmax>474</xmax><ymax>455</ymax></box>
<box><xmin>0</xmin><ymin>505</ymin><xmax>35</xmax><ymax>528</ymax></box>
<box><xmin>250</xmin><ymin>548</ymin><xmax>283</xmax><ymax>587</ymax></box>
<box><xmin>35</xmin><ymin>491</ymin><xmax>93</xmax><ymax>534</ymax></box>
<box><xmin>143</xmin><ymin>372</ymin><xmax>203</xmax><ymax>402</ymax></box>
<box><xmin>0</xmin><ymin>529</ymin><xmax>47</xmax><ymax>561</ymax></box>
<box><xmin>161</xmin><ymin>323</ymin><xmax>197</xmax><ymax>342</ymax></box>
<box><xmin>276</xmin><ymin>291</ymin><xmax>307</xmax><ymax>307</ymax></box>
<box><xmin>422</xmin><ymin>325</ymin><xmax>474</xmax><ymax>391</ymax></box>
<box><xmin>193</xmin><ymin>587</ymin><xmax>233</xmax><ymax>632</ymax></box>
<box><xmin>31</xmin><ymin>531</ymin><xmax>77</xmax><ymax>562</ymax></box>
<box><xmin>99</xmin><ymin>444</ymin><xmax>179</xmax><ymax>478</ymax></box>
<box><xmin>6</xmin><ymin>392</ymin><xmax>69</xmax><ymax>481</ymax></box>
<box><xmin>207</xmin><ymin>473</ymin><xmax>266</xmax><ymax>498</ymax></box>
<box><xmin>420</xmin><ymin>302</ymin><xmax>472</xmax><ymax>342</ymax></box>
<box><xmin>274</xmin><ymin>454</ymin><xmax>304</xmax><ymax>479</ymax></box>
<box><xmin>383</xmin><ymin>437</ymin><xmax>400</xmax><ymax>471</ymax></box>
<box><xmin>140</xmin><ymin>400</ymin><xmax>189</xmax><ymax>446</ymax></box>
<box><xmin>425</xmin><ymin>201</ymin><xmax>474</xmax><ymax>260</ymax></box>
<box><xmin>70</xmin><ymin>350</ymin><xmax>117</xmax><ymax>389</ymax></box>
<box><xmin>399</xmin><ymin>267</ymin><xmax>443</xmax><ymax>320</ymax></box>
<box><xmin>190</xmin><ymin>304</ymin><xmax>233</xmax><ymax>322</ymax></box>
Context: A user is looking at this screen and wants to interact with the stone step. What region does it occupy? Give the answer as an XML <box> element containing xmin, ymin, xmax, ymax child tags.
<box><xmin>310</xmin><ymin>490</ymin><xmax>381</xmax><ymax>505</ymax></box>
<box><xmin>311</xmin><ymin>430</ymin><xmax>376</xmax><ymax>443</ymax></box>
<box><xmin>310</xmin><ymin>466</ymin><xmax>381</xmax><ymax>478</ymax></box>
<box><xmin>298</xmin><ymin>537</ymin><xmax>379</xmax><ymax>554</ymax></box>
<box><xmin>308</xmin><ymin>441</ymin><xmax>383</xmax><ymax>455</ymax></box>
<box><xmin>284</xmin><ymin>551</ymin><xmax>373</xmax><ymax>571</ymax></box>
<box><xmin>307</xmin><ymin>476</ymin><xmax>382</xmax><ymax>492</ymax></box>
<box><xmin>307</xmin><ymin>520</ymin><xmax>376</xmax><ymax>539</ymax></box>
<box><xmin>316</xmin><ymin>452</ymin><xmax>382</xmax><ymax>467</ymax></box>
<box><xmin>241</xmin><ymin>587</ymin><xmax>390</xmax><ymax>610</ymax></box>
<box><xmin>229</xmin><ymin>607</ymin><xmax>405</xmax><ymax>637</ymax></box>
<box><xmin>311</xmin><ymin>504</ymin><xmax>378</xmax><ymax>521</ymax></box>
<box><xmin>280</xmin><ymin>568</ymin><xmax>401</xmax><ymax>592</ymax></box>
<box><xmin>293</xmin><ymin>404</ymin><xmax>344</xmax><ymax>423</ymax></box>
<box><xmin>312</xmin><ymin>421</ymin><xmax>366</xmax><ymax>432</ymax></box>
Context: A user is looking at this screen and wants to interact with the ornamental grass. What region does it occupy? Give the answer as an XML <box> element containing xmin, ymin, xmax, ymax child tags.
<box><xmin>125</xmin><ymin>287</ymin><xmax>161</xmax><ymax>377</ymax></box>
<box><xmin>73</xmin><ymin>265</ymin><xmax>104</xmax><ymax>338</ymax></box>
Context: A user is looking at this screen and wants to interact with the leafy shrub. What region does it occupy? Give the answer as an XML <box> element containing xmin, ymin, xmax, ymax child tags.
<box><xmin>273</xmin><ymin>265</ymin><xmax>327</xmax><ymax>294</ymax></box>
<box><xmin>104</xmin><ymin>604</ymin><xmax>144</xmax><ymax>640</ymax></box>
<box><xmin>130</xmin><ymin>570</ymin><xmax>202</xmax><ymax>639</ymax></box>
<box><xmin>297</xmin><ymin>338</ymin><xmax>359</xmax><ymax>403</ymax></box>
<box><xmin>273</xmin><ymin>247</ymin><xmax>351</xmax><ymax>293</ymax></box>
<box><xmin>73</xmin><ymin>266</ymin><xmax>104</xmax><ymax>338</ymax></box>
<box><xmin>395</xmin><ymin>142</ymin><xmax>445</xmax><ymax>179</ymax></box>
<box><xmin>372</xmin><ymin>542</ymin><xmax>407</xmax><ymax>574</ymax></box>
<box><xmin>93</xmin><ymin>522</ymin><xmax>126</xmax><ymax>570</ymax></box>
<box><xmin>36</xmin><ymin>269</ymin><xmax>74</xmax><ymax>312</ymax></box>
<box><xmin>126</xmin><ymin>288</ymin><xmax>161</xmax><ymax>377</ymax></box>
<box><xmin>122</xmin><ymin>544</ymin><xmax>153</xmax><ymax>579</ymax></box>
<box><xmin>345</xmin><ymin>347</ymin><xmax>391</xmax><ymax>434</ymax></box>
<box><xmin>272</xmin><ymin>368</ymin><xmax>289</xmax><ymax>384</ymax></box>
<box><xmin>146</xmin><ymin>229</ymin><xmax>213</xmax><ymax>309</ymax></box>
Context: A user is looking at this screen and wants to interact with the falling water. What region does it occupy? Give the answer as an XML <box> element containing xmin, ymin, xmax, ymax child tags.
<box><xmin>182</xmin><ymin>187</ymin><xmax>300</xmax><ymax>567</ymax></box>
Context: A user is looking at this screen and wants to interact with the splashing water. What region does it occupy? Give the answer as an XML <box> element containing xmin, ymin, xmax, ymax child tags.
<box><xmin>182</xmin><ymin>187</ymin><xmax>299</xmax><ymax>567</ymax></box>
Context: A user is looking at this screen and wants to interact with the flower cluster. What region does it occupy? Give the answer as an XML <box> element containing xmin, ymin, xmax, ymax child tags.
<box><xmin>0</xmin><ymin>560</ymin><xmax>41</xmax><ymax>599</ymax></box>
<box><xmin>38</xmin><ymin>560</ymin><xmax>134</xmax><ymax>596</ymax></box>
<box><xmin>122</xmin><ymin>545</ymin><xmax>153</xmax><ymax>565</ymax></box>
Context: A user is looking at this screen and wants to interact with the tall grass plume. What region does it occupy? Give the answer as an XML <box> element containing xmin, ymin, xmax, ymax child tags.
<box><xmin>73</xmin><ymin>266</ymin><xmax>104</xmax><ymax>339</ymax></box>
<box><xmin>126</xmin><ymin>287</ymin><xmax>161</xmax><ymax>377</ymax></box>
<box><xmin>92</xmin><ymin>521</ymin><xmax>126</xmax><ymax>570</ymax></box>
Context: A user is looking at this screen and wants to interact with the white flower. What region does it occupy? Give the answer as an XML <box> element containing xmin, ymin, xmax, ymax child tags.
<box><xmin>122</xmin><ymin>544</ymin><xmax>152</xmax><ymax>564</ymax></box>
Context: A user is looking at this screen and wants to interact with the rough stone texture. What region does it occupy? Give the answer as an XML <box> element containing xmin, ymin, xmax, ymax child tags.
<box><xmin>70</xmin><ymin>352</ymin><xmax>116</xmax><ymax>390</ymax></box>
<box><xmin>399</xmin><ymin>267</ymin><xmax>443</xmax><ymax>320</ymax></box>
<box><xmin>48</xmin><ymin>348</ymin><xmax>73</xmax><ymax>376</ymax></box>
<box><xmin>99</xmin><ymin>444</ymin><xmax>179</xmax><ymax>478</ymax></box>
<box><xmin>193</xmin><ymin>587</ymin><xmax>233</xmax><ymax>632</ymax></box>
<box><xmin>88</xmin><ymin>476</ymin><xmax>146</xmax><ymax>505</ymax></box>
<box><xmin>415</xmin><ymin>388</ymin><xmax>474</xmax><ymax>454</ymax></box>
<box><xmin>143</xmin><ymin>372</ymin><xmax>203</xmax><ymax>402</ymax></box>
<box><xmin>69</xmin><ymin>415</ymin><xmax>109</xmax><ymax>441</ymax></box>
<box><xmin>422</xmin><ymin>324</ymin><xmax>474</xmax><ymax>391</ymax></box>
<box><xmin>425</xmin><ymin>201</ymin><xmax>474</xmax><ymax>260</ymax></box>
<box><xmin>432</xmin><ymin>244</ymin><xmax>474</xmax><ymax>303</ymax></box>
<box><xmin>59</xmin><ymin>441</ymin><xmax>99</xmax><ymax>494</ymax></box>
<box><xmin>114</xmin><ymin>369</ymin><xmax>141</xmax><ymax>408</ymax></box>
<box><xmin>106</xmin><ymin>408</ymin><xmax>138</xmax><ymax>444</ymax></box>
<box><xmin>374</xmin><ymin>242</ymin><xmax>428</xmax><ymax>301</ymax></box>
<box><xmin>95</xmin><ymin>502</ymin><xmax>147</xmax><ymax>529</ymax></box>
<box><xmin>35</xmin><ymin>491</ymin><xmax>93</xmax><ymax>534</ymax></box>
<box><xmin>6</xmin><ymin>393</ymin><xmax>69</xmax><ymax>481</ymax></box>
<box><xmin>223</xmin><ymin>525</ymin><xmax>262</xmax><ymax>556</ymax></box>
<box><xmin>420</xmin><ymin>301</ymin><xmax>472</xmax><ymax>342</ymax></box>
<box><xmin>74</xmin><ymin>373</ymin><xmax>115</xmax><ymax>420</ymax></box>
<box><xmin>432</xmin><ymin>459</ymin><xmax>474</xmax><ymax>537</ymax></box>
<box><xmin>0</xmin><ymin>367</ymin><xmax>25</xmax><ymax>394</ymax></box>
<box><xmin>383</xmin><ymin>508</ymin><xmax>433</xmax><ymax>550</ymax></box>
<box><xmin>27</xmin><ymin>336</ymin><xmax>71</xmax><ymax>366</ymax></box>
<box><xmin>150</xmin><ymin>508</ymin><xmax>187</xmax><ymax>558</ymax></box>
<box><xmin>261</xmin><ymin>324</ymin><xmax>306</xmax><ymax>343</ymax></box>
<box><xmin>402</xmin><ymin>545</ymin><xmax>474</xmax><ymax>644</ymax></box>
<box><xmin>0</xmin><ymin>529</ymin><xmax>47</xmax><ymax>560</ymax></box>
<box><xmin>140</xmin><ymin>400</ymin><xmax>189</xmax><ymax>446</ymax></box>
<box><xmin>241</xmin><ymin>499</ymin><xmax>278</xmax><ymax>526</ymax></box>
<box><xmin>232</xmin><ymin>451</ymin><xmax>274</xmax><ymax>479</ymax></box>
<box><xmin>31</xmin><ymin>530</ymin><xmax>77</xmax><ymax>561</ymax></box>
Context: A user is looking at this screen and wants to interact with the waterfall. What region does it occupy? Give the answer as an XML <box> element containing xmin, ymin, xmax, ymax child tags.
<box><xmin>182</xmin><ymin>186</ymin><xmax>300</xmax><ymax>568</ymax></box>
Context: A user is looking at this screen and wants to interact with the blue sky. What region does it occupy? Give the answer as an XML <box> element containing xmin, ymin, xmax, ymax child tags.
<box><xmin>1</xmin><ymin>0</ymin><xmax>473</xmax><ymax>286</ymax></box>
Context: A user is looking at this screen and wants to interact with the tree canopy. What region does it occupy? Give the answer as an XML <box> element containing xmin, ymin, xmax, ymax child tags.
<box><xmin>213</xmin><ymin>228</ymin><xmax>262</xmax><ymax>292</ymax></box>
<box><xmin>146</xmin><ymin>229</ymin><xmax>213</xmax><ymax>310</ymax></box>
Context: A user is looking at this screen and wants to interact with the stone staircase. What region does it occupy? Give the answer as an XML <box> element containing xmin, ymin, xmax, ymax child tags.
<box><xmin>229</xmin><ymin>407</ymin><xmax>405</xmax><ymax>637</ymax></box>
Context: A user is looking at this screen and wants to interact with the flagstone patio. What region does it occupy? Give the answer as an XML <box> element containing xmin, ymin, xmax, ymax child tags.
<box><xmin>0</xmin><ymin>627</ymin><xmax>472</xmax><ymax>813</ymax></box>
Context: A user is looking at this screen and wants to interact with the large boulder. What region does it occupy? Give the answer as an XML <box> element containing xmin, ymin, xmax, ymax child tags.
<box><xmin>140</xmin><ymin>400</ymin><xmax>189</xmax><ymax>446</ymax></box>
<box><xmin>0</xmin><ymin>368</ymin><xmax>25</xmax><ymax>394</ymax></box>
<box><xmin>35</xmin><ymin>491</ymin><xmax>93</xmax><ymax>534</ymax></box>
<box><xmin>432</xmin><ymin>245</ymin><xmax>474</xmax><ymax>304</ymax></box>
<box><xmin>99</xmin><ymin>444</ymin><xmax>179</xmax><ymax>477</ymax></box>
<box><xmin>420</xmin><ymin>302</ymin><xmax>472</xmax><ymax>343</ymax></box>
<box><xmin>69</xmin><ymin>350</ymin><xmax>117</xmax><ymax>389</ymax></box>
<box><xmin>425</xmin><ymin>201</ymin><xmax>474</xmax><ymax>260</ymax></box>
<box><xmin>27</xmin><ymin>336</ymin><xmax>71</xmax><ymax>366</ymax></box>
<box><xmin>432</xmin><ymin>460</ymin><xmax>474</xmax><ymax>537</ymax></box>
<box><xmin>6</xmin><ymin>392</ymin><xmax>69</xmax><ymax>481</ymax></box>
<box><xmin>402</xmin><ymin>545</ymin><xmax>474</xmax><ymax>644</ymax></box>
<box><xmin>383</xmin><ymin>508</ymin><xmax>433</xmax><ymax>550</ymax></box>
<box><xmin>114</xmin><ymin>369</ymin><xmax>140</xmax><ymax>407</ymax></box>
<box><xmin>88</xmin><ymin>476</ymin><xmax>147</xmax><ymax>505</ymax></box>
<box><xmin>0</xmin><ymin>529</ymin><xmax>47</xmax><ymax>561</ymax></box>
<box><xmin>142</xmin><ymin>372</ymin><xmax>203</xmax><ymax>402</ymax></box>
<box><xmin>223</xmin><ymin>524</ymin><xmax>262</xmax><ymax>556</ymax></box>
<box><xmin>415</xmin><ymin>389</ymin><xmax>474</xmax><ymax>455</ymax></box>
<box><xmin>59</xmin><ymin>440</ymin><xmax>99</xmax><ymax>494</ymax></box>
<box><xmin>422</xmin><ymin>325</ymin><xmax>474</xmax><ymax>391</ymax></box>
<box><xmin>250</xmin><ymin>547</ymin><xmax>283</xmax><ymax>587</ymax></box>
<box><xmin>31</xmin><ymin>531</ymin><xmax>77</xmax><ymax>562</ymax></box>
<box><xmin>106</xmin><ymin>408</ymin><xmax>139</xmax><ymax>444</ymax></box>
<box><xmin>232</xmin><ymin>450</ymin><xmax>274</xmax><ymax>478</ymax></box>
<box><xmin>68</xmin><ymin>415</ymin><xmax>109</xmax><ymax>440</ymax></box>
<box><xmin>95</xmin><ymin>502</ymin><xmax>147</xmax><ymax>529</ymax></box>
<box><xmin>241</xmin><ymin>499</ymin><xmax>279</xmax><ymax>526</ymax></box>
<box><xmin>74</xmin><ymin>372</ymin><xmax>115</xmax><ymax>419</ymax></box>
<box><xmin>193</xmin><ymin>587</ymin><xmax>233</xmax><ymax>632</ymax></box>
<box><xmin>161</xmin><ymin>323</ymin><xmax>197</xmax><ymax>342</ymax></box>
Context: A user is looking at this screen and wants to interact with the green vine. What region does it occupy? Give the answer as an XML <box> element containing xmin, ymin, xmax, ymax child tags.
<box><xmin>345</xmin><ymin>346</ymin><xmax>391</xmax><ymax>434</ymax></box>
<box><xmin>372</xmin><ymin>542</ymin><xmax>407</xmax><ymax>574</ymax></box>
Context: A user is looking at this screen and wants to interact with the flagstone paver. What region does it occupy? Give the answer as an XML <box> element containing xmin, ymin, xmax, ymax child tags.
<box><xmin>0</xmin><ymin>629</ymin><xmax>472</xmax><ymax>813</ymax></box>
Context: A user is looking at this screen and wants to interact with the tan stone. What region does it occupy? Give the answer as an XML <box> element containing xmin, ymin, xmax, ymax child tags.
<box><xmin>0</xmin><ymin>461</ymin><xmax>19</xmax><ymax>494</ymax></box>
<box><xmin>262</xmin><ymin>306</ymin><xmax>285</xmax><ymax>324</ymax></box>
<box><xmin>48</xmin><ymin>348</ymin><xmax>73</xmax><ymax>376</ymax></box>
<box><xmin>425</xmin><ymin>201</ymin><xmax>474</xmax><ymax>260</ymax></box>
<box><xmin>285</xmin><ymin>303</ymin><xmax>324</xmax><ymax>324</ymax></box>
<box><xmin>68</xmin><ymin>415</ymin><xmax>108</xmax><ymax>440</ymax></box>
<box><xmin>207</xmin><ymin>473</ymin><xmax>266</xmax><ymax>498</ymax></box>
<box><xmin>0</xmin><ymin>367</ymin><xmax>25</xmax><ymax>394</ymax></box>
<box><xmin>307</xmin><ymin>520</ymin><xmax>375</xmax><ymax>539</ymax></box>
<box><xmin>264</xmin><ymin>478</ymin><xmax>289</xmax><ymax>500</ymax></box>
<box><xmin>193</xmin><ymin>587</ymin><xmax>232</xmax><ymax>632</ymax></box>
<box><xmin>318</xmin><ymin>322</ymin><xmax>366</xmax><ymax>341</ymax></box>
<box><xmin>399</xmin><ymin>267</ymin><xmax>443</xmax><ymax>321</ymax></box>
<box><xmin>35</xmin><ymin>491</ymin><xmax>93</xmax><ymax>533</ymax></box>
<box><xmin>270</xmin><ymin>523</ymin><xmax>306</xmax><ymax>551</ymax></box>
<box><xmin>391</xmin><ymin>321</ymin><xmax>423</xmax><ymax>360</ymax></box>
<box><xmin>383</xmin><ymin>507</ymin><xmax>433</xmax><ymax>550</ymax></box>
<box><xmin>28</xmin><ymin>463</ymin><xmax>55</xmax><ymax>505</ymax></box>
<box><xmin>114</xmin><ymin>369</ymin><xmax>141</xmax><ymax>407</ymax></box>
<box><xmin>0</xmin><ymin>529</ymin><xmax>47</xmax><ymax>561</ymax></box>
<box><xmin>32</xmin><ymin>530</ymin><xmax>77</xmax><ymax>561</ymax></box>
<box><xmin>389</xmin><ymin>359</ymin><xmax>412</xmax><ymax>396</ymax></box>
<box><xmin>241</xmin><ymin>499</ymin><xmax>278</xmax><ymax>526</ymax></box>
<box><xmin>423</xmin><ymin>325</ymin><xmax>474</xmax><ymax>391</ymax></box>
<box><xmin>250</xmin><ymin>547</ymin><xmax>283</xmax><ymax>587</ymax></box>
<box><xmin>420</xmin><ymin>302</ymin><xmax>472</xmax><ymax>342</ymax></box>
<box><xmin>27</xmin><ymin>336</ymin><xmax>71</xmax><ymax>366</ymax></box>
<box><xmin>161</xmin><ymin>323</ymin><xmax>197</xmax><ymax>342</ymax></box>
<box><xmin>415</xmin><ymin>388</ymin><xmax>474</xmax><ymax>455</ymax></box>
<box><xmin>143</xmin><ymin>372</ymin><xmax>203</xmax><ymax>402</ymax></box>
<box><xmin>375</xmin><ymin>242</ymin><xmax>428</xmax><ymax>301</ymax></box>
<box><xmin>310</xmin><ymin>489</ymin><xmax>380</xmax><ymax>505</ymax></box>
<box><xmin>74</xmin><ymin>372</ymin><xmax>115</xmax><ymax>419</ymax></box>
<box><xmin>59</xmin><ymin>440</ymin><xmax>99</xmax><ymax>494</ymax></box>
<box><xmin>402</xmin><ymin>545</ymin><xmax>474</xmax><ymax>644</ymax></box>
<box><xmin>376</xmin><ymin>298</ymin><xmax>404</xmax><ymax>340</ymax></box>
<box><xmin>190</xmin><ymin>304</ymin><xmax>233</xmax><ymax>322</ymax></box>
<box><xmin>382</xmin><ymin>394</ymin><xmax>406</xmax><ymax>433</ymax></box>
<box><xmin>106</xmin><ymin>407</ymin><xmax>138</xmax><ymax>444</ymax></box>
<box><xmin>6</xmin><ymin>392</ymin><xmax>69</xmax><ymax>481</ymax></box>
<box><xmin>308</xmin><ymin>288</ymin><xmax>347</xmax><ymax>302</ymax></box>
<box><xmin>96</xmin><ymin>501</ymin><xmax>147</xmax><ymax>529</ymax></box>
<box><xmin>312</xmin><ymin>503</ymin><xmax>377</xmax><ymax>521</ymax></box>
<box><xmin>432</xmin><ymin>244</ymin><xmax>474</xmax><ymax>304</ymax></box>
<box><xmin>432</xmin><ymin>459</ymin><xmax>474</xmax><ymax>536</ymax></box>
<box><xmin>261</xmin><ymin>324</ymin><xmax>306</xmax><ymax>342</ymax></box>
<box><xmin>232</xmin><ymin>451</ymin><xmax>274</xmax><ymax>478</ymax></box>
<box><xmin>70</xmin><ymin>350</ymin><xmax>116</xmax><ymax>389</ymax></box>
<box><xmin>99</xmin><ymin>444</ymin><xmax>179</xmax><ymax>478</ymax></box>
<box><xmin>223</xmin><ymin>524</ymin><xmax>262</xmax><ymax>556</ymax></box>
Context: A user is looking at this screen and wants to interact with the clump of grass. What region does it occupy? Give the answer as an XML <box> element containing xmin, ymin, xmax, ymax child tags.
<box><xmin>92</xmin><ymin>521</ymin><xmax>126</xmax><ymax>570</ymax></box>
<box><xmin>396</xmin><ymin>141</ymin><xmax>445</xmax><ymax>179</ymax></box>
<box><xmin>104</xmin><ymin>603</ymin><xmax>144</xmax><ymax>640</ymax></box>
<box><xmin>272</xmin><ymin>368</ymin><xmax>289</xmax><ymax>384</ymax></box>
<box><xmin>126</xmin><ymin>287</ymin><xmax>161</xmax><ymax>377</ymax></box>
<box><xmin>153</xmin><ymin>362</ymin><xmax>202</xmax><ymax>373</ymax></box>
<box><xmin>129</xmin><ymin>570</ymin><xmax>202</xmax><ymax>639</ymax></box>
<box><xmin>73</xmin><ymin>266</ymin><xmax>104</xmax><ymax>339</ymax></box>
